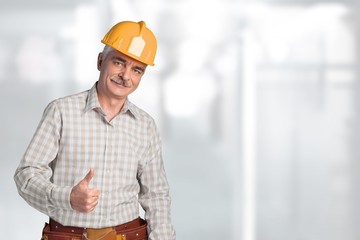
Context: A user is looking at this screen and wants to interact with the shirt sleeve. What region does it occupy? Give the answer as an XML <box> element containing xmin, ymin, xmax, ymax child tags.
<box><xmin>137</xmin><ymin>119</ymin><xmax>176</xmax><ymax>240</ymax></box>
<box><xmin>14</xmin><ymin>101</ymin><xmax>73</xmax><ymax>215</ymax></box>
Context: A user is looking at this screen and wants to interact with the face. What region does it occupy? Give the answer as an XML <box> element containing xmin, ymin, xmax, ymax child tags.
<box><xmin>96</xmin><ymin>49</ymin><xmax>147</xmax><ymax>102</ymax></box>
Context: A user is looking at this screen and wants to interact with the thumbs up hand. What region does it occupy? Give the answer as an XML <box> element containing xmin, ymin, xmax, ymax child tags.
<box><xmin>70</xmin><ymin>168</ymin><xmax>101</xmax><ymax>213</ymax></box>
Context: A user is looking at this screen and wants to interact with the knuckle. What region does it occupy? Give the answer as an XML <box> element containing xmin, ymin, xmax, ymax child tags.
<box><xmin>84</xmin><ymin>205</ymin><xmax>93</xmax><ymax>212</ymax></box>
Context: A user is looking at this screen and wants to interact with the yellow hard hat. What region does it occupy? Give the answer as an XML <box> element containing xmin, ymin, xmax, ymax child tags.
<box><xmin>101</xmin><ymin>21</ymin><xmax>157</xmax><ymax>66</ymax></box>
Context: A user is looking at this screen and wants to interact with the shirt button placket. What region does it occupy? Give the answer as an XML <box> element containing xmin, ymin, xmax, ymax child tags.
<box><xmin>104</xmin><ymin>126</ymin><xmax>114</xmax><ymax>224</ymax></box>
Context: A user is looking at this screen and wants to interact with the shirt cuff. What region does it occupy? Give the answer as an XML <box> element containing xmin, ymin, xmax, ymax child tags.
<box><xmin>49</xmin><ymin>185</ymin><xmax>73</xmax><ymax>210</ymax></box>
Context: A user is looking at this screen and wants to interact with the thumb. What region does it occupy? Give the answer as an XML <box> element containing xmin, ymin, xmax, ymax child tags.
<box><xmin>82</xmin><ymin>168</ymin><xmax>94</xmax><ymax>186</ymax></box>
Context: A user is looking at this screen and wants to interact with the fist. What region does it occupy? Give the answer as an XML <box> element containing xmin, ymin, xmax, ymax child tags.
<box><xmin>70</xmin><ymin>168</ymin><xmax>100</xmax><ymax>212</ymax></box>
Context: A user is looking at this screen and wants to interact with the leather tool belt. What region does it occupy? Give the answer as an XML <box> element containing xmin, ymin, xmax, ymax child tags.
<box><xmin>41</xmin><ymin>217</ymin><xmax>147</xmax><ymax>240</ymax></box>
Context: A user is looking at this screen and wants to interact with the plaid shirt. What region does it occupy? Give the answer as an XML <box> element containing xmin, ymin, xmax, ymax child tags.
<box><xmin>14</xmin><ymin>83</ymin><xmax>175</xmax><ymax>239</ymax></box>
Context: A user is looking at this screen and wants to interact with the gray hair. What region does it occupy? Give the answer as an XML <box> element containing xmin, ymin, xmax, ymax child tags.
<box><xmin>102</xmin><ymin>45</ymin><xmax>114</xmax><ymax>59</ymax></box>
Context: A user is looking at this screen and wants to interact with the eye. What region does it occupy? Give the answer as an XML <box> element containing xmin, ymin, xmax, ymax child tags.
<box><xmin>133</xmin><ymin>67</ymin><xmax>145</xmax><ymax>75</ymax></box>
<box><xmin>134</xmin><ymin>69</ymin><xmax>142</xmax><ymax>74</ymax></box>
<box><xmin>114</xmin><ymin>60</ymin><xmax>125</xmax><ymax>67</ymax></box>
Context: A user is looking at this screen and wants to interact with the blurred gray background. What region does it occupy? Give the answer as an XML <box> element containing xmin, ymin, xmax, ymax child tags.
<box><xmin>1</xmin><ymin>0</ymin><xmax>359</xmax><ymax>239</ymax></box>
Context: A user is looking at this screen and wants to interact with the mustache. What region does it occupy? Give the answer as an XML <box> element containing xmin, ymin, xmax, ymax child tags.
<box><xmin>110</xmin><ymin>75</ymin><xmax>132</xmax><ymax>88</ymax></box>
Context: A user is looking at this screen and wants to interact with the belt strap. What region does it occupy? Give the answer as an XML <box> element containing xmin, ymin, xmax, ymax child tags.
<box><xmin>44</xmin><ymin>218</ymin><xmax>147</xmax><ymax>240</ymax></box>
<box><xmin>49</xmin><ymin>218</ymin><xmax>145</xmax><ymax>234</ymax></box>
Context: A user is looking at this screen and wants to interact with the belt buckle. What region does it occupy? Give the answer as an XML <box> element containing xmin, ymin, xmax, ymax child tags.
<box><xmin>82</xmin><ymin>227</ymin><xmax>117</xmax><ymax>240</ymax></box>
<box><xmin>117</xmin><ymin>234</ymin><xmax>126</xmax><ymax>240</ymax></box>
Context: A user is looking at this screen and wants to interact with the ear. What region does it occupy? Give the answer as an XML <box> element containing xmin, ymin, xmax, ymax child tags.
<box><xmin>97</xmin><ymin>52</ymin><xmax>103</xmax><ymax>70</ymax></box>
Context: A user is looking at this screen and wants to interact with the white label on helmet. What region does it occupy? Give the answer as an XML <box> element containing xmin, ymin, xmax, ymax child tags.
<box><xmin>128</xmin><ymin>36</ymin><xmax>145</xmax><ymax>57</ymax></box>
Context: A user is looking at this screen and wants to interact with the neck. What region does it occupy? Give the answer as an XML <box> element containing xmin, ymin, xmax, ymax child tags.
<box><xmin>101</xmin><ymin>98</ymin><xmax>126</xmax><ymax>122</ymax></box>
<box><xmin>96</xmin><ymin>86</ymin><xmax>126</xmax><ymax>121</ymax></box>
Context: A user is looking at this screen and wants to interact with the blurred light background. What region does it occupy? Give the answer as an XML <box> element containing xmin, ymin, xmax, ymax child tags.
<box><xmin>0</xmin><ymin>0</ymin><xmax>358</xmax><ymax>239</ymax></box>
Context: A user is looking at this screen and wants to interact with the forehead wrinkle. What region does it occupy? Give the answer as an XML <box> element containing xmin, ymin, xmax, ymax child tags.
<box><xmin>111</xmin><ymin>53</ymin><xmax>147</xmax><ymax>71</ymax></box>
<box><xmin>111</xmin><ymin>56</ymin><xmax>126</xmax><ymax>62</ymax></box>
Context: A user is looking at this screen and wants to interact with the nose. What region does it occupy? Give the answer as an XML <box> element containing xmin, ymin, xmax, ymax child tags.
<box><xmin>119</xmin><ymin>66</ymin><xmax>132</xmax><ymax>81</ymax></box>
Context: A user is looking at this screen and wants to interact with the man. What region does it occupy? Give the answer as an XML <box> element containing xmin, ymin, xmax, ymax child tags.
<box><xmin>14</xmin><ymin>20</ymin><xmax>176</xmax><ymax>240</ymax></box>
